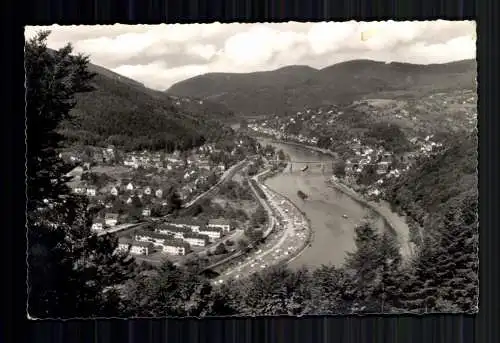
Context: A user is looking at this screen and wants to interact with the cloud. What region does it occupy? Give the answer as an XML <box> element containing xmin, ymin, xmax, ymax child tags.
<box><xmin>25</xmin><ymin>21</ymin><xmax>476</xmax><ymax>90</ymax></box>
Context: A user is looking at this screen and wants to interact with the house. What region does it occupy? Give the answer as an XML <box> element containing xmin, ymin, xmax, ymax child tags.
<box><xmin>144</xmin><ymin>187</ymin><xmax>152</xmax><ymax>195</ymax></box>
<box><xmin>124</xmin><ymin>159</ymin><xmax>139</xmax><ymax>168</ymax></box>
<box><xmin>86</xmin><ymin>187</ymin><xmax>97</xmax><ymax>197</ymax></box>
<box><xmin>208</xmin><ymin>218</ymin><xmax>231</xmax><ymax>233</ymax></box>
<box><xmin>156</xmin><ymin>225</ymin><xmax>191</xmax><ymax>239</ymax></box>
<box><xmin>198</xmin><ymin>161</ymin><xmax>211</xmax><ymax>170</ymax></box>
<box><xmin>142</xmin><ymin>208</ymin><xmax>151</xmax><ymax>217</ymax></box>
<box><xmin>74</xmin><ymin>185</ymin><xmax>86</xmax><ymax>194</ymax></box>
<box><xmin>117</xmin><ymin>237</ymin><xmax>131</xmax><ymax>252</ymax></box>
<box><xmin>377</xmin><ymin>161</ymin><xmax>391</xmax><ymax>175</ymax></box>
<box><xmin>198</xmin><ymin>226</ymin><xmax>223</xmax><ymax>243</ymax></box>
<box><xmin>134</xmin><ymin>229</ymin><xmax>171</xmax><ymax>247</ymax></box>
<box><xmin>91</xmin><ymin>219</ymin><xmax>105</xmax><ymax>231</ymax></box>
<box><xmin>126</xmin><ymin>197</ymin><xmax>133</xmax><ymax>204</ymax></box>
<box><xmin>155</xmin><ymin>189</ymin><xmax>163</xmax><ymax>198</ymax></box>
<box><xmin>126</xmin><ymin>182</ymin><xmax>134</xmax><ymax>191</ymax></box>
<box><xmin>110</xmin><ymin>187</ymin><xmax>119</xmax><ymax>196</ymax></box>
<box><xmin>183</xmin><ymin>233</ymin><xmax>210</xmax><ymax>247</ymax></box>
<box><xmin>117</xmin><ymin>237</ymin><xmax>154</xmax><ymax>255</ymax></box>
<box><xmin>104</xmin><ymin>213</ymin><xmax>119</xmax><ymax>227</ymax></box>
<box><xmin>162</xmin><ymin>239</ymin><xmax>191</xmax><ymax>256</ymax></box>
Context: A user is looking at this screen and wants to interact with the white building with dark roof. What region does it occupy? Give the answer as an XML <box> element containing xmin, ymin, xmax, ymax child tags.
<box><xmin>183</xmin><ymin>233</ymin><xmax>209</xmax><ymax>247</ymax></box>
<box><xmin>198</xmin><ymin>226</ymin><xmax>223</xmax><ymax>242</ymax></box>
<box><xmin>118</xmin><ymin>237</ymin><xmax>154</xmax><ymax>255</ymax></box>
<box><xmin>104</xmin><ymin>213</ymin><xmax>119</xmax><ymax>227</ymax></box>
<box><xmin>208</xmin><ymin>218</ymin><xmax>231</xmax><ymax>233</ymax></box>
<box><xmin>162</xmin><ymin>239</ymin><xmax>191</xmax><ymax>256</ymax></box>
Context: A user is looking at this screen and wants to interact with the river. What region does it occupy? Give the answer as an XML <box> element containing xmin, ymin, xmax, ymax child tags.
<box><xmin>256</xmin><ymin>137</ymin><xmax>407</xmax><ymax>270</ymax></box>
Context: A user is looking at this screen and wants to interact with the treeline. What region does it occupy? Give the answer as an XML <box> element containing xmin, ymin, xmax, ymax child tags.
<box><xmin>120</xmin><ymin>215</ymin><xmax>477</xmax><ymax>316</ymax></box>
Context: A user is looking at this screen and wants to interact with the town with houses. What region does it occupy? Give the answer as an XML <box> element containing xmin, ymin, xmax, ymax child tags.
<box><xmin>117</xmin><ymin>217</ymin><xmax>232</xmax><ymax>258</ymax></box>
<box><xmin>60</xmin><ymin>135</ymin><xmax>263</xmax><ymax>262</ymax></box>
<box><xmin>244</xmin><ymin>91</ymin><xmax>475</xmax><ymax>200</ymax></box>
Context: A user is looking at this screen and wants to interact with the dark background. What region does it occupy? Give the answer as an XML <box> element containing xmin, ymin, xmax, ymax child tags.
<box><xmin>2</xmin><ymin>0</ymin><xmax>497</xmax><ymax>342</ymax></box>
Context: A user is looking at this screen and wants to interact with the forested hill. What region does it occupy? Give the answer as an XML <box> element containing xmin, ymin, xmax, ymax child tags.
<box><xmin>385</xmin><ymin>132</ymin><xmax>477</xmax><ymax>231</ymax></box>
<box><xmin>58</xmin><ymin>61</ymin><xmax>235</xmax><ymax>152</ymax></box>
<box><xmin>167</xmin><ymin>59</ymin><xmax>476</xmax><ymax>118</ymax></box>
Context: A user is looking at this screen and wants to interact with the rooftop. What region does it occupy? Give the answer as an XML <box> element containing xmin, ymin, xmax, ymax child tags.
<box><xmin>184</xmin><ymin>232</ymin><xmax>210</xmax><ymax>241</ymax></box>
<box><xmin>118</xmin><ymin>237</ymin><xmax>154</xmax><ymax>248</ymax></box>
<box><xmin>135</xmin><ymin>229</ymin><xmax>171</xmax><ymax>240</ymax></box>
<box><xmin>163</xmin><ymin>238</ymin><xmax>190</xmax><ymax>249</ymax></box>
<box><xmin>157</xmin><ymin>225</ymin><xmax>192</xmax><ymax>233</ymax></box>
<box><xmin>200</xmin><ymin>226</ymin><xmax>223</xmax><ymax>233</ymax></box>
<box><xmin>208</xmin><ymin>218</ymin><xmax>230</xmax><ymax>226</ymax></box>
<box><xmin>167</xmin><ymin>218</ymin><xmax>207</xmax><ymax>226</ymax></box>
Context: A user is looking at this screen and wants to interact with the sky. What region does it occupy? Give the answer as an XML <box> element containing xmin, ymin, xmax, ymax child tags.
<box><xmin>25</xmin><ymin>21</ymin><xmax>476</xmax><ymax>90</ymax></box>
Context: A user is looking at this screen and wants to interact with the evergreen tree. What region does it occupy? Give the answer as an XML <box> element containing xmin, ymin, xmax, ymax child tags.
<box><xmin>402</xmin><ymin>191</ymin><xmax>478</xmax><ymax>313</ymax></box>
<box><xmin>344</xmin><ymin>222</ymin><xmax>382</xmax><ymax>311</ymax></box>
<box><xmin>166</xmin><ymin>186</ymin><xmax>183</xmax><ymax>214</ymax></box>
<box><xmin>436</xmin><ymin>192</ymin><xmax>478</xmax><ymax>312</ymax></box>
<box><xmin>372</xmin><ymin>231</ymin><xmax>405</xmax><ymax>312</ymax></box>
<box><xmin>234</xmin><ymin>266</ymin><xmax>311</xmax><ymax>316</ymax></box>
<box><xmin>309</xmin><ymin>265</ymin><xmax>356</xmax><ymax>314</ymax></box>
<box><xmin>26</xmin><ymin>31</ymin><xmax>135</xmax><ymax>318</ymax></box>
<box><xmin>401</xmin><ymin>234</ymin><xmax>442</xmax><ymax>313</ymax></box>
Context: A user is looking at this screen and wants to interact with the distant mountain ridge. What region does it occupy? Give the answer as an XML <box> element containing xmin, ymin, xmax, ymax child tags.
<box><xmin>167</xmin><ymin>59</ymin><xmax>476</xmax><ymax>118</ymax></box>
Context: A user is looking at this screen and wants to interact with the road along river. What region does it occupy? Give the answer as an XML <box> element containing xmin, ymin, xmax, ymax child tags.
<box><xmin>256</xmin><ymin>137</ymin><xmax>410</xmax><ymax>270</ymax></box>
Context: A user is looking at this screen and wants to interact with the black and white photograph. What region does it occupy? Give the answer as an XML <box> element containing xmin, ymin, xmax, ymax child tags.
<box><xmin>25</xmin><ymin>20</ymin><xmax>478</xmax><ymax>319</ymax></box>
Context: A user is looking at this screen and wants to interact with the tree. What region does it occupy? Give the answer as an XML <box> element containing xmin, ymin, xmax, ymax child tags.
<box><xmin>207</xmin><ymin>172</ymin><xmax>218</xmax><ymax>187</ymax></box>
<box><xmin>436</xmin><ymin>193</ymin><xmax>478</xmax><ymax>312</ymax></box>
<box><xmin>277</xmin><ymin>149</ymin><xmax>286</xmax><ymax>161</ymax></box>
<box><xmin>371</xmin><ymin>232</ymin><xmax>405</xmax><ymax>312</ymax></box>
<box><xmin>125</xmin><ymin>260</ymin><xmax>214</xmax><ymax>317</ymax></box>
<box><xmin>404</xmin><ymin>193</ymin><xmax>478</xmax><ymax>313</ymax></box>
<box><xmin>309</xmin><ymin>265</ymin><xmax>356</xmax><ymax>314</ymax></box>
<box><xmin>237</xmin><ymin>238</ymin><xmax>250</xmax><ymax>252</ymax></box>
<box><xmin>343</xmin><ymin>222</ymin><xmax>382</xmax><ymax>312</ymax></box>
<box><xmin>357</xmin><ymin>164</ymin><xmax>378</xmax><ymax>186</ymax></box>
<box><xmin>250</xmin><ymin>206</ymin><xmax>267</xmax><ymax>227</ymax></box>
<box><xmin>26</xmin><ymin>32</ymin><xmax>135</xmax><ymax>318</ymax></box>
<box><xmin>333</xmin><ymin>160</ymin><xmax>346</xmax><ymax>178</ymax></box>
<box><xmin>166</xmin><ymin>187</ymin><xmax>183</xmax><ymax>214</ymax></box>
<box><xmin>400</xmin><ymin>235</ymin><xmax>442</xmax><ymax>313</ymax></box>
<box><xmin>232</xmin><ymin>266</ymin><xmax>312</xmax><ymax>316</ymax></box>
<box><xmin>214</xmin><ymin>242</ymin><xmax>228</xmax><ymax>255</ymax></box>
<box><xmin>245</xmin><ymin>228</ymin><xmax>264</xmax><ymax>245</ymax></box>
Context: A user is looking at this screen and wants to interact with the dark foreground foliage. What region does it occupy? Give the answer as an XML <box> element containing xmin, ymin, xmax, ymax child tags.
<box><xmin>26</xmin><ymin>33</ymin><xmax>478</xmax><ymax>318</ymax></box>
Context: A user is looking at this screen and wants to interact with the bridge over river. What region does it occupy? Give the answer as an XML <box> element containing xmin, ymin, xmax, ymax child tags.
<box><xmin>268</xmin><ymin>159</ymin><xmax>335</xmax><ymax>174</ymax></box>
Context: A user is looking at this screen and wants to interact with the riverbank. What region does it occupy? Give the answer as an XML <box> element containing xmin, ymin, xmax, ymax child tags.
<box><xmin>254</xmin><ymin>136</ymin><xmax>413</xmax><ymax>261</ymax></box>
<box><xmin>326</xmin><ymin>178</ymin><xmax>412</xmax><ymax>257</ymax></box>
